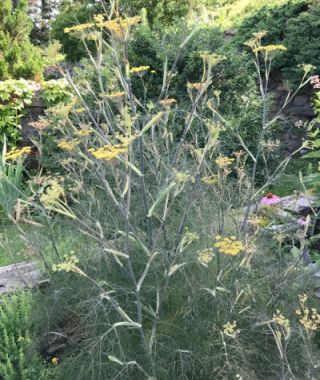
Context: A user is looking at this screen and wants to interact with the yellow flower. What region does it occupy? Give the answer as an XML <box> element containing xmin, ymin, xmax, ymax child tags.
<box><xmin>273</xmin><ymin>310</ymin><xmax>291</xmax><ymax>336</ymax></box>
<box><xmin>296</xmin><ymin>294</ymin><xmax>320</xmax><ymax>331</ymax></box>
<box><xmin>201</xmin><ymin>176</ymin><xmax>217</xmax><ymax>185</ymax></box>
<box><xmin>94</xmin><ymin>14</ymin><xmax>104</xmax><ymax>25</ymax></box>
<box><xmin>173</xmin><ymin>169</ymin><xmax>195</xmax><ymax>183</ymax></box>
<box><xmin>57</xmin><ymin>140</ymin><xmax>79</xmax><ymax>151</ymax></box>
<box><xmin>197</xmin><ymin>249</ymin><xmax>214</xmax><ymax>266</ymax></box>
<box><xmin>199</xmin><ymin>52</ymin><xmax>225</xmax><ymax>66</ymax></box>
<box><xmin>89</xmin><ymin>143</ymin><xmax>127</xmax><ymax>161</ymax></box>
<box><xmin>74</xmin><ymin>107</ymin><xmax>85</xmax><ymax>113</ymax></box>
<box><xmin>223</xmin><ymin>321</ymin><xmax>239</xmax><ymax>338</ymax></box>
<box><xmin>187</xmin><ymin>82</ymin><xmax>204</xmax><ymax>91</ymax></box>
<box><xmin>214</xmin><ymin>236</ymin><xmax>244</xmax><ymax>256</ymax></box>
<box><xmin>52</xmin><ymin>254</ymin><xmax>79</xmax><ymax>273</ymax></box>
<box><xmin>77</xmin><ymin>130</ymin><xmax>93</xmax><ymax>137</ymax></box>
<box><xmin>5</xmin><ymin>146</ymin><xmax>32</xmax><ymax>161</ymax></box>
<box><xmin>106</xmin><ymin>91</ymin><xmax>126</xmax><ymax>99</ymax></box>
<box><xmin>159</xmin><ymin>98</ymin><xmax>177</xmax><ymax>106</ymax></box>
<box><xmin>129</xmin><ymin>66</ymin><xmax>150</xmax><ymax>74</ymax></box>
<box><xmin>252</xmin><ymin>30</ymin><xmax>268</xmax><ymax>40</ymax></box>
<box><xmin>64</xmin><ymin>23</ymin><xmax>94</xmax><ymax>34</ymax></box>
<box><xmin>253</xmin><ymin>45</ymin><xmax>287</xmax><ymax>53</ymax></box>
<box><xmin>215</xmin><ymin>156</ymin><xmax>234</xmax><ymax>168</ymax></box>
<box><xmin>96</xmin><ymin>16</ymin><xmax>141</xmax><ymax>38</ymax></box>
<box><xmin>51</xmin><ymin>357</ymin><xmax>59</xmax><ymax>365</ymax></box>
<box><xmin>40</xmin><ymin>181</ymin><xmax>65</xmax><ymax>206</ymax></box>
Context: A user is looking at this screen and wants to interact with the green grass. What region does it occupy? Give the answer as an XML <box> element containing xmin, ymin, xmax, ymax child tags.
<box><xmin>0</xmin><ymin>223</ymin><xmax>30</xmax><ymax>266</ymax></box>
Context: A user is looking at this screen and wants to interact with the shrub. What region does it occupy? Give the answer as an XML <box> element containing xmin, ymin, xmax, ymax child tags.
<box><xmin>51</xmin><ymin>1</ymin><xmax>101</xmax><ymax>62</ymax></box>
<box><xmin>20</xmin><ymin>21</ymin><xmax>320</xmax><ymax>379</ymax></box>
<box><xmin>0</xmin><ymin>79</ymin><xmax>34</xmax><ymax>147</ymax></box>
<box><xmin>0</xmin><ymin>0</ymin><xmax>44</xmax><ymax>79</ymax></box>
<box><xmin>0</xmin><ymin>291</ymin><xmax>56</xmax><ymax>380</ymax></box>
<box><xmin>234</xmin><ymin>0</ymin><xmax>320</xmax><ymax>83</ymax></box>
<box><xmin>0</xmin><ymin>77</ymin><xmax>73</xmax><ymax>148</ymax></box>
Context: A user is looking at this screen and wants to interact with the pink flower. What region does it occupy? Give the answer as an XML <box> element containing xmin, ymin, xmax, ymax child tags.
<box><xmin>297</xmin><ymin>216</ymin><xmax>311</xmax><ymax>226</ymax></box>
<box><xmin>260</xmin><ymin>192</ymin><xmax>281</xmax><ymax>206</ymax></box>
<box><xmin>310</xmin><ymin>75</ymin><xmax>320</xmax><ymax>89</ymax></box>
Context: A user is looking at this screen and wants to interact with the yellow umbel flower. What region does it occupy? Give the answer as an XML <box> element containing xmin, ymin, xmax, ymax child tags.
<box><xmin>52</xmin><ymin>255</ymin><xmax>79</xmax><ymax>272</ymax></box>
<box><xmin>57</xmin><ymin>140</ymin><xmax>79</xmax><ymax>151</ymax></box>
<box><xmin>106</xmin><ymin>91</ymin><xmax>126</xmax><ymax>99</ymax></box>
<box><xmin>252</xmin><ymin>30</ymin><xmax>268</xmax><ymax>40</ymax></box>
<box><xmin>253</xmin><ymin>45</ymin><xmax>287</xmax><ymax>53</ymax></box>
<box><xmin>197</xmin><ymin>249</ymin><xmax>214</xmax><ymax>266</ymax></box>
<box><xmin>64</xmin><ymin>23</ymin><xmax>94</xmax><ymax>34</ymax></box>
<box><xmin>214</xmin><ymin>236</ymin><xmax>244</xmax><ymax>256</ymax></box>
<box><xmin>5</xmin><ymin>146</ymin><xmax>32</xmax><ymax>161</ymax></box>
<box><xmin>40</xmin><ymin>181</ymin><xmax>65</xmax><ymax>206</ymax></box>
<box><xmin>159</xmin><ymin>98</ymin><xmax>177</xmax><ymax>106</ymax></box>
<box><xmin>52</xmin><ymin>254</ymin><xmax>86</xmax><ymax>276</ymax></box>
<box><xmin>296</xmin><ymin>294</ymin><xmax>320</xmax><ymax>331</ymax></box>
<box><xmin>96</xmin><ymin>16</ymin><xmax>141</xmax><ymax>38</ymax></box>
<box><xmin>273</xmin><ymin>310</ymin><xmax>291</xmax><ymax>337</ymax></box>
<box><xmin>173</xmin><ymin>169</ymin><xmax>195</xmax><ymax>183</ymax></box>
<box><xmin>223</xmin><ymin>321</ymin><xmax>239</xmax><ymax>338</ymax></box>
<box><xmin>201</xmin><ymin>175</ymin><xmax>217</xmax><ymax>185</ymax></box>
<box><xmin>74</xmin><ymin>107</ymin><xmax>85</xmax><ymax>113</ymax></box>
<box><xmin>89</xmin><ymin>144</ymin><xmax>127</xmax><ymax>161</ymax></box>
<box><xmin>186</xmin><ymin>82</ymin><xmax>204</xmax><ymax>91</ymax></box>
<box><xmin>215</xmin><ymin>156</ymin><xmax>234</xmax><ymax>168</ymax></box>
<box><xmin>51</xmin><ymin>357</ymin><xmax>59</xmax><ymax>366</ymax></box>
<box><xmin>77</xmin><ymin>130</ymin><xmax>93</xmax><ymax>137</ymax></box>
<box><xmin>129</xmin><ymin>66</ymin><xmax>150</xmax><ymax>74</ymax></box>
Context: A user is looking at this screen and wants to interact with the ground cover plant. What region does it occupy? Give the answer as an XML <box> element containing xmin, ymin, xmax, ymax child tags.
<box><xmin>1</xmin><ymin>1</ymin><xmax>320</xmax><ymax>379</ymax></box>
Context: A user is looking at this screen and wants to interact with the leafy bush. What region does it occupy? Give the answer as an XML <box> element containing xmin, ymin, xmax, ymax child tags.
<box><xmin>0</xmin><ymin>0</ymin><xmax>44</xmax><ymax>79</ymax></box>
<box><xmin>234</xmin><ymin>0</ymin><xmax>320</xmax><ymax>82</ymax></box>
<box><xmin>0</xmin><ymin>78</ymin><xmax>73</xmax><ymax>148</ymax></box>
<box><xmin>41</xmin><ymin>78</ymin><xmax>73</xmax><ymax>107</ymax></box>
<box><xmin>51</xmin><ymin>1</ymin><xmax>101</xmax><ymax>62</ymax></box>
<box><xmin>0</xmin><ymin>79</ymin><xmax>34</xmax><ymax>147</ymax></box>
<box><xmin>0</xmin><ymin>291</ymin><xmax>56</xmax><ymax>380</ymax></box>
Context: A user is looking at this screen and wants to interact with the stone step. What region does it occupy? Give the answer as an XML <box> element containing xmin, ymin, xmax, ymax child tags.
<box><xmin>0</xmin><ymin>261</ymin><xmax>43</xmax><ymax>294</ymax></box>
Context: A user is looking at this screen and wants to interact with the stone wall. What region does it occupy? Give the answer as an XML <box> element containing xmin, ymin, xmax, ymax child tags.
<box><xmin>268</xmin><ymin>71</ymin><xmax>315</xmax><ymax>154</ymax></box>
<box><xmin>268</xmin><ymin>71</ymin><xmax>315</xmax><ymax>120</ymax></box>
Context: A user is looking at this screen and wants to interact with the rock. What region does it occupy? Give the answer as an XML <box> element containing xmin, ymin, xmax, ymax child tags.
<box><xmin>40</xmin><ymin>317</ymin><xmax>83</xmax><ymax>358</ymax></box>
<box><xmin>293</xmin><ymin>95</ymin><xmax>309</xmax><ymax>106</ymax></box>
<box><xmin>0</xmin><ymin>261</ymin><xmax>43</xmax><ymax>294</ymax></box>
<box><xmin>263</xmin><ymin>222</ymin><xmax>297</xmax><ymax>233</ymax></box>
<box><xmin>21</xmin><ymin>91</ymin><xmax>45</xmax><ymax>142</ymax></box>
<box><xmin>280</xmin><ymin>194</ymin><xmax>318</xmax><ymax>213</ymax></box>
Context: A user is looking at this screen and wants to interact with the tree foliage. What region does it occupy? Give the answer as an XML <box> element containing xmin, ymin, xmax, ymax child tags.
<box><xmin>0</xmin><ymin>0</ymin><xmax>44</xmax><ymax>79</ymax></box>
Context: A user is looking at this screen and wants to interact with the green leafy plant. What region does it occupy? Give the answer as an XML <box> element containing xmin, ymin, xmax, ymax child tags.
<box><xmin>234</xmin><ymin>0</ymin><xmax>320</xmax><ymax>83</ymax></box>
<box><xmin>0</xmin><ymin>79</ymin><xmax>34</xmax><ymax>147</ymax></box>
<box><xmin>0</xmin><ymin>0</ymin><xmax>44</xmax><ymax>79</ymax></box>
<box><xmin>0</xmin><ymin>291</ymin><xmax>56</xmax><ymax>380</ymax></box>
<box><xmin>0</xmin><ymin>141</ymin><xmax>30</xmax><ymax>218</ymax></box>
<box><xmin>41</xmin><ymin>78</ymin><xmax>73</xmax><ymax>107</ymax></box>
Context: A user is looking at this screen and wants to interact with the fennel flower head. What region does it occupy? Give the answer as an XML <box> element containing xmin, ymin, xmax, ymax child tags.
<box><xmin>260</xmin><ymin>192</ymin><xmax>281</xmax><ymax>206</ymax></box>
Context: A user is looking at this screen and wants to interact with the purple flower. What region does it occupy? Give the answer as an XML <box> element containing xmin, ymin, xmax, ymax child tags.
<box><xmin>260</xmin><ymin>192</ymin><xmax>281</xmax><ymax>206</ymax></box>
